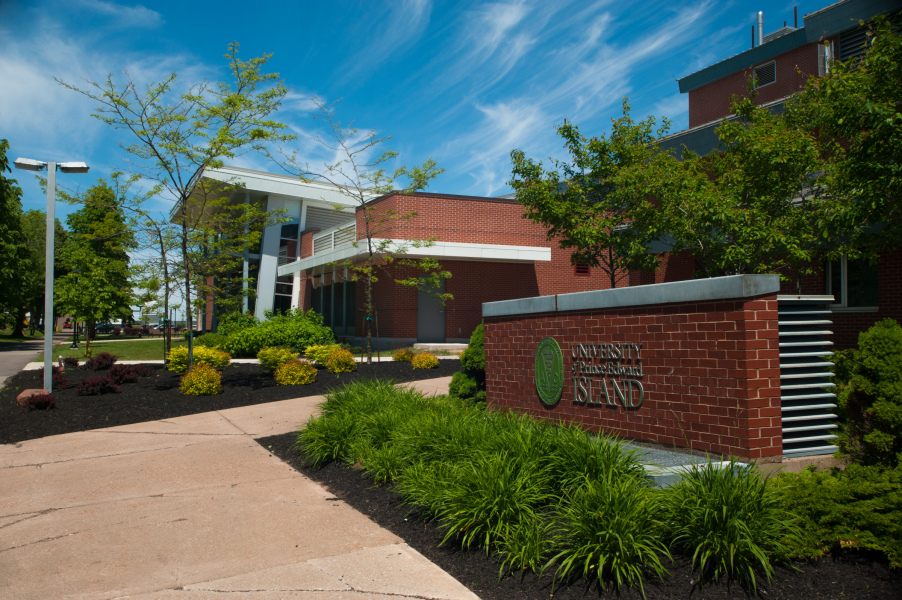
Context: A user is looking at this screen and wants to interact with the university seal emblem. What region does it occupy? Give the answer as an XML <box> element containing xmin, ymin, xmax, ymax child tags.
<box><xmin>535</xmin><ymin>337</ymin><xmax>564</xmax><ymax>406</ymax></box>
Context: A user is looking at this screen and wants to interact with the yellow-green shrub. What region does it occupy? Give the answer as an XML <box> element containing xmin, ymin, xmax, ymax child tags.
<box><xmin>167</xmin><ymin>345</ymin><xmax>232</xmax><ymax>375</ymax></box>
<box><xmin>393</xmin><ymin>348</ymin><xmax>415</xmax><ymax>362</ymax></box>
<box><xmin>275</xmin><ymin>359</ymin><xmax>318</xmax><ymax>385</ymax></box>
<box><xmin>180</xmin><ymin>364</ymin><xmax>222</xmax><ymax>396</ymax></box>
<box><xmin>411</xmin><ymin>352</ymin><xmax>439</xmax><ymax>369</ymax></box>
<box><xmin>257</xmin><ymin>346</ymin><xmax>300</xmax><ymax>373</ymax></box>
<box><xmin>305</xmin><ymin>344</ymin><xmax>342</xmax><ymax>365</ymax></box>
<box><xmin>326</xmin><ymin>348</ymin><xmax>357</xmax><ymax>373</ymax></box>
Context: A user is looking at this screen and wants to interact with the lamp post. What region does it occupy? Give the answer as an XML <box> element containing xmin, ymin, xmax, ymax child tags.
<box><xmin>14</xmin><ymin>158</ymin><xmax>90</xmax><ymax>393</ymax></box>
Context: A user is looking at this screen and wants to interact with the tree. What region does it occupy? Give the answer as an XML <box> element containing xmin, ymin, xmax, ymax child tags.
<box><xmin>787</xmin><ymin>18</ymin><xmax>902</xmax><ymax>252</ymax></box>
<box><xmin>645</xmin><ymin>95</ymin><xmax>847</xmax><ymax>283</ymax></box>
<box><xmin>55</xmin><ymin>180</ymin><xmax>135</xmax><ymax>354</ymax></box>
<box><xmin>19</xmin><ymin>210</ymin><xmax>68</xmax><ymax>337</ymax></box>
<box><xmin>0</xmin><ymin>139</ymin><xmax>31</xmax><ymax>335</ymax></box>
<box><xmin>59</xmin><ymin>42</ymin><xmax>293</xmax><ymax>365</ymax></box>
<box><xmin>277</xmin><ymin>98</ymin><xmax>448</xmax><ymax>363</ymax></box>
<box><xmin>509</xmin><ymin>100</ymin><xmax>664</xmax><ymax>288</ymax></box>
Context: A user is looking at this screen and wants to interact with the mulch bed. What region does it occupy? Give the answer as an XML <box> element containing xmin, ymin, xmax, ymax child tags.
<box><xmin>256</xmin><ymin>432</ymin><xmax>902</xmax><ymax>600</ymax></box>
<box><xmin>0</xmin><ymin>359</ymin><xmax>459</xmax><ymax>444</ymax></box>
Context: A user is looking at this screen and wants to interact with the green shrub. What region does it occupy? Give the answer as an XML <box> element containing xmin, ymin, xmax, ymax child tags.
<box><xmin>275</xmin><ymin>359</ymin><xmax>317</xmax><ymax>386</ymax></box>
<box><xmin>393</xmin><ymin>348</ymin><xmax>415</xmax><ymax>362</ymax></box>
<box><xmin>774</xmin><ymin>464</ymin><xmax>902</xmax><ymax>567</ymax></box>
<box><xmin>432</xmin><ymin>452</ymin><xmax>553</xmax><ymax>553</ymax></box>
<box><xmin>305</xmin><ymin>343</ymin><xmax>342</xmax><ymax>364</ymax></box>
<box><xmin>167</xmin><ymin>345</ymin><xmax>231</xmax><ymax>375</ymax></box>
<box><xmin>835</xmin><ymin>319</ymin><xmax>902</xmax><ymax>467</ymax></box>
<box><xmin>498</xmin><ymin>515</ymin><xmax>556</xmax><ymax>578</ymax></box>
<box><xmin>222</xmin><ymin>309</ymin><xmax>335</xmax><ymax>357</ymax></box>
<box><xmin>549</xmin><ymin>474</ymin><xmax>669</xmax><ymax>595</ymax></box>
<box><xmin>411</xmin><ymin>352</ymin><xmax>439</xmax><ymax>369</ymax></box>
<box><xmin>180</xmin><ymin>364</ymin><xmax>222</xmax><ymax>396</ymax></box>
<box><xmin>326</xmin><ymin>348</ymin><xmax>357</xmax><ymax>373</ymax></box>
<box><xmin>297</xmin><ymin>411</ymin><xmax>360</xmax><ymax>467</ymax></box>
<box><xmin>195</xmin><ymin>332</ymin><xmax>227</xmax><ymax>349</ymax></box>
<box><xmin>542</xmin><ymin>426</ymin><xmax>644</xmax><ymax>496</ymax></box>
<box><xmin>660</xmin><ymin>460</ymin><xmax>801</xmax><ymax>593</ymax></box>
<box><xmin>216</xmin><ymin>311</ymin><xmax>259</xmax><ymax>337</ymax></box>
<box><xmin>450</xmin><ymin>323</ymin><xmax>486</xmax><ymax>402</ymax></box>
<box><xmin>257</xmin><ymin>346</ymin><xmax>300</xmax><ymax>373</ymax></box>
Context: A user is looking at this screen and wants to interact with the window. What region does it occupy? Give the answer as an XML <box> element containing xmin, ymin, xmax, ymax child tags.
<box><xmin>754</xmin><ymin>61</ymin><xmax>776</xmax><ymax>88</ymax></box>
<box><xmin>574</xmin><ymin>264</ymin><xmax>590</xmax><ymax>276</ymax></box>
<box><xmin>827</xmin><ymin>256</ymin><xmax>878</xmax><ymax>309</ymax></box>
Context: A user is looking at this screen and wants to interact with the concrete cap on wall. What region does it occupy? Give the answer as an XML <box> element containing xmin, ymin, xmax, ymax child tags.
<box><xmin>482</xmin><ymin>274</ymin><xmax>781</xmax><ymax>317</ymax></box>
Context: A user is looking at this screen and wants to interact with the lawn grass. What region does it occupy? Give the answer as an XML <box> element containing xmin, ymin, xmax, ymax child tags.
<box><xmin>0</xmin><ymin>329</ymin><xmax>44</xmax><ymax>343</ymax></box>
<box><xmin>39</xmin><ymin>338</ymin><xmax>188</xmax><ymax>362</ymax></box>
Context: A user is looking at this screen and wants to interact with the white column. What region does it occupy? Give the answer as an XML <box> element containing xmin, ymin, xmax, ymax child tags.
<box><xmin>291</xmin><ymin>271</ymin><xmax>302</xmax><ymax>309</ymax></box>
<box><xmin>255</xmin><ymin>196</ymin><xmax>282</xmax><ymax>319</ymax></box>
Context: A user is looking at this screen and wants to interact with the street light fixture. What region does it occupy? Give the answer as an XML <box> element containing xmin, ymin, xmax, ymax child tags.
<box><xmin>14</xmin><ymin>157</ymin><xmax>90</xmax><ymax>393</ymax></box>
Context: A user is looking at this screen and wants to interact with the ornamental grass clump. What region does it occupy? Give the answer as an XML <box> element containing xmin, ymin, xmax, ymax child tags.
<box><xmin>258</xmin><ymin>346</ymin><xmax>300</xmax><ymax>373</ymax></box>
<box><xmin>432</xmin><ymin>452</ymin><xmax>554</xmax><ymax>553</ymax></box>
<box><xmin>325</xmin><ymin>348</ymin><xmax>356</xmax><ymax>373</ymax></box>
<box><xmin>167</xmin><ymin>346</ymin><xmax>231</xmax><ymax>375</ymax></box>
<box><xmin>549</xmin><ymin>474</ymin><xmax>670</xmax><ymax>595</ymax></box>
<box><xmin>660</xmin><ymin>459</ymin><xmax>801</xmax><ymax>593</ymax></box>
<box><xmin>295</xmin><ymin>379</ymin><xmax>659</xmax><ymax>592</ymax></box>
<box><xmin>180</xmin><ymin>364</ymin><xmax>222</xmax><ymax>396</ymax></box>
<box><xmin>411</xmin><ymin>352</ymin><xmax>439</xmax><ymax>369</ymax></box>
<box><xmin>275</xmin><ymin>359</ymin><xmax>317</xmax><ymax>385</ymax></box>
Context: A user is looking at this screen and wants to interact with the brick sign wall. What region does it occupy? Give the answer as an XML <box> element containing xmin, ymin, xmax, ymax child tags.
<box><xmin>483</xmin><ymin>275</ymin><xmax>784</xmax><ymax>460</ymax></box>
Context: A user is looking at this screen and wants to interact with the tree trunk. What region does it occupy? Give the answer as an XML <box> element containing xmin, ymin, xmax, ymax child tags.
<box><xmin>11</xmin><ymin>308</ymin><xmax>26</xmax><ymax>338</ymax></box>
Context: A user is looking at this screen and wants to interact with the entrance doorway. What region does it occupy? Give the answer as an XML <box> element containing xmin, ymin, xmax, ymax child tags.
<box><xmin>416</xmin><ymin>280</ymin><xmax>446</xmax><ymax>343</ymax></box>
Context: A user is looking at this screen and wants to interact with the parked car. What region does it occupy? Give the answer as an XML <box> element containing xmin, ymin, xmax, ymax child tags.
<box><xmin>94</xmin><ymin>323</ymin><xmax>115</xmax><ymax>334</ymax></box>
<box><xmin>63</xmin><ymin>321</ymin><xmax>72</xmax><ymax>329</ymax></box>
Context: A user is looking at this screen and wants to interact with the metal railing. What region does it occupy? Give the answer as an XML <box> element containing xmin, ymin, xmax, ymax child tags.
<box><xmin>312</xmin><ymin>223</ymin><xmax>356</xmax><ymax>256</ymax></box>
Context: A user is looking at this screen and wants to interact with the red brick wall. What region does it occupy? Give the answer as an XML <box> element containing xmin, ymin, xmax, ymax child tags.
<box><xmin>343</xmin><ymin>193</ymin><xmax>626</xmax><ymax>340</ymax></box>
<box><xmin>484</xmin><ymin>294</ymin><xmax>783</xmax><ymax>460</ymax></box>
<box><xmin>299</xmin><ymin>228</ymin><xmax>320</xmax><ymax>259</ymax></box>
<box><xmin>687</xmin><ymin>39</ymin><xmax>833</xmax><ymax>127</ymax></box>
<box><xmin>359</xmin><ymin>194</ymin><xmax>548</xmax><ymax>246</ymax></box>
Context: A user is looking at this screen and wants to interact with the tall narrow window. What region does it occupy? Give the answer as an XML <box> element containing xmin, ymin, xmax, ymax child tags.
<box><xmin>827</xmin><ymin>256</ymin><xmax>878</xmax><ymax>309</ymax></box>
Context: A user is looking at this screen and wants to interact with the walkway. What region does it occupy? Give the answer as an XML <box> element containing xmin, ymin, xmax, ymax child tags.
<box><xmin>0</xmin><ymin>376</ymin><xmax>476</xmax><ymax>600</ymax></box>
<box><xmin>0</xmin><ymin>333</ymin><xmax>69</xmax><ymax>388</ymax></box>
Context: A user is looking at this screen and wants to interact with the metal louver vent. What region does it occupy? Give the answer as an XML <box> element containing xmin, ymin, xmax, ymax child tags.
<box><xmin>777</xmin><ymin>296</ymin><xmax>838</xmax><ymax>457</ymax></box>
<box><xmin>839</xmin><ymin>11</ymin><xmax>902</xmax><ymax>63</ymax></box>
<box><xmin>754</xmin><ymin>61</ymin><xmax>776</xmax><ymax>87</ymax></box>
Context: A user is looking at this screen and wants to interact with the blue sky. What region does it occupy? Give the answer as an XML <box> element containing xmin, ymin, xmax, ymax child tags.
<box><xmin>2</xmin><ymin>0</ymin><xmax>830</xmax><ymax>220</ymax></box>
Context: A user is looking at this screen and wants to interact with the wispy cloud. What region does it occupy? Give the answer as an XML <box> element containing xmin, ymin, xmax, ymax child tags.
<box><xmin>432</xmin><ymin>0</ymin><xmax>714</xmax><ymax>196</ymax></box>
<box><xmin>337</xmin><ymin>0</ymin><xmax>433</xmax><ymax>86</ymax></box>
<box><xmin>73</xmin><ymin>0</ymin><xmax>163</xmax><ymax>28</ymax></box>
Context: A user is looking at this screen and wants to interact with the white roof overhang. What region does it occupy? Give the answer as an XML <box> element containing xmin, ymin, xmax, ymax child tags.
<box><xmin>277</xmin><ymin>239</ymin><xmax>552</xmax><ymax>277</ymax></box>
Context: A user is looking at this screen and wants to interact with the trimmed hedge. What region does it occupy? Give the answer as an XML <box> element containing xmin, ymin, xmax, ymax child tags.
<box><xmin>222</xmin><ymin>309</ymin><xmax>335</xmax><ymax>357</ymax></box>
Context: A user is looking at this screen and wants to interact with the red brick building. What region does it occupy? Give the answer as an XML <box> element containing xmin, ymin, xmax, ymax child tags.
<box><xmin>657</xmin><ymin>0</ymin><xmax>902</xmax><ymax>349</ymax></box>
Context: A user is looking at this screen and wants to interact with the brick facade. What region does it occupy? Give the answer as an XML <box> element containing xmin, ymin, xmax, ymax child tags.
<box><xmin>484</xmin><ymin>292</ymin><xmax>782</xmax><ymax>460</ymax></box>
<box><xmin>688</xmin><ymin>38</ymin><xmax>833</xmax><ymax>127</ymax></box>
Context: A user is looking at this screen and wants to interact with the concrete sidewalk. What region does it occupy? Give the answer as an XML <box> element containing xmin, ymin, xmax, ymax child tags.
<box><xmin>0</xmin><ymin>376</ymin><xmax>475</xmax><ymax>600</ymax></box>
